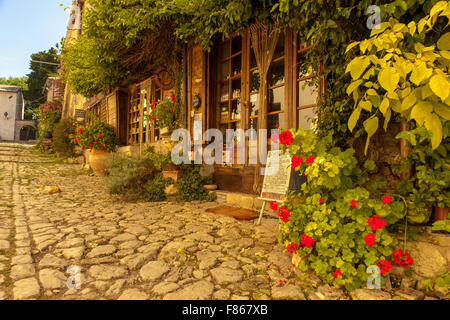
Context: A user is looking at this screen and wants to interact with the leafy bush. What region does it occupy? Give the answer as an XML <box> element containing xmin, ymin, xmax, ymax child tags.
<box><xmin>52</xmin><ymin>118</ymin><xmax>76</xmax><ymax>157</ymax></box>
<box><xmin>142</xmin><ymin>146</ymin><xmax>172</xmax><ymax>170</ymax></box>
<box><xmin>105</xmin><ymin>153</ymin><xmax>155</xmax><ymax>199</ymax></box>
<box><xmin>144</xmin><ymin>173</ymin><xmax>173</xmax><ymax>202</ymax></box>
<box><xmin>346</xmin><ymin>2</ymin><xmax>450</xmax><ymax>152</ymax></box>
<box><xmin>176</xmin><ymin>165</ymin><xmax>216</xmax><ymax>202</ymax></box>
<box><xmin>278</xmin><ymin>128</ymin><xmax>414</xmax><ymax>290</ymax></box>
<box><xmin>393</xmin><ymin>124</ymin><xmax>450</xmax><ymax>223</ymax></box>
<box><xmin>147</xmin><ymin>94</ymin><xmax>181</xmax><ymax>129</ymax></box>
<box><xmin>69</xmin><ymin>114</ymin><xmax>118</xmax><ymax>151</ymax></box>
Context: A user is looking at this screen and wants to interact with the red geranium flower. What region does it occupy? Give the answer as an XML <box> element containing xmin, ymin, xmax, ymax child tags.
<box><xmin>170</xmin><ymin>94</ymin><xmax>176</xmax><ymax>102</ymax></box>
<box><xmin>291</xmin><ymin>155</ymin><xmax>304</xmax><ymax>170</ymax></box>
<box><xmin>300</xmin><ymin>234</ymin><xmax>315</xmax><ymax>247</ymax></box>
<box><xmin>364</xmin><ymin>233</ymin><xmax>376</xmax><ymax>246</ymax></box>
<box><xmin>382</xmin><ymin>195</ymin><xmax>392</xmax><ymax>204</ymax></box>
<box><xmin>377</xmin><ymin>259</ymin><xmax>393</xmax><ymax>274</ymax></box>
<box><xmin>287</xmin><ymin>242</ymin><xmax>300</xmax><ymax>254</ymax></box>
<box><xmin>270</xmin><ymin>201</ymin><xmax>278</xmax><ymax>211</ymax></box>
<box><xmin>320</xmin><ymin>198</ymin><xmax>324</xmax><ymax>204</ymax></box>
<box><xmin>333</xmin><ymin>269</ymin><xmax>342</xmax><ymax>278</ymax></box>
<box><xmin>66</xmin><ymin>134</ymin><xmax>69</xmax><ymax>137</ymax></box>
<box><xmin>152</xmin><ymin>116</ymin><xmax>156</xmax><ymax>121</ymax></box>
<box><xmin>279</xmin><ymin>131</ymin><xmax>294</xmax><ymax>146</ymax></box>
<box><xmin>82</xmin><ymin>146</ymin><xmax>85</xmax><ymax>150</ymax></box>
<box><xmin>350</xmin><ymin>200</ymin><xmax>357</xmax><ymax>208</ymax></box>
<box><xmin>171</xmin><ymin>109</ymin><xmax>175</xmax><ymax>113</ymax></box>
<box><xmin>98</xmin><ymin>134</ymin><xmax>102</xmax><ymax>138</ymax></box>
<box><xmin>367</xmin><ymin>215</ymin><xmax>386</xmax><ymax>231</ymax></box>
<box><xmin>278</xmin><ymin>206</ymin><xmax>291</xmax><ymax>223</ymax></box>
<box><xmin>102</xmin><ymin>144</ymin><xmax>105</xmax><ymax>148</ymax></box>
<box><xmin>305</xmin><ymin>155</ymin><xmax>316</xmax><ymax>164</ymax></box>
<box><xmin>79</xmin><ymin>128</ymin><xmax>83</xmax><ymax>134</ymax></box>
<box><xmin>89</xmin><ymin>143</ymin><xmax>93</xmax><ymax>148</ymax></box>
<box><xmin>94</xmin><ymin>141</ymin><xmax>98</xmax><ymax>144</ymax></box>
<box><xmin>392</xmin><ymin>250</ymin><xmax>414</xmax><ymax>267</ymax></box>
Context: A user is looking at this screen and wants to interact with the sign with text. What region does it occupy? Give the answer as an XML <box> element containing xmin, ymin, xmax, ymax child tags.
<box><xmin>261</xmin><ymin>150</ymin><xmax>306</xmax><ymax>201</ymax></box>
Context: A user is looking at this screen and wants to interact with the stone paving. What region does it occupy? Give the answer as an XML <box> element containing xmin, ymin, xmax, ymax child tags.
<box><xmin>0</xmin><ymin>143</ymin><xmax>435</xmax><ymax>300</ymax></box>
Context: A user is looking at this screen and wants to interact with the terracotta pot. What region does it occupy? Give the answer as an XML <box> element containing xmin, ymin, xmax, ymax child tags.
<box><xmin>434</xmin><ymin>206</ymin><xmax>449</xmax><ymax>222</ymax></box>
<box><xmin>162</xmin><ymin>170</ymin><xmax>182</xmax><ymax>183</ymax></box>
<box><xmin>89</xmin><ymin>149</ymin><xmax>110</xmax><ymax>176</ymax></box>
<box><xmin>204</xmin><ymin>184</ymin><xmax>218</xmax><ymax>191</ymax></box>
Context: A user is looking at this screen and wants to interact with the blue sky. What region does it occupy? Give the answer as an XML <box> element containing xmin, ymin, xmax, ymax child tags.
<box><xmin>0</xmin><ymin>0</ymin><xmax>72</xmax><ymax>78</ymax></box>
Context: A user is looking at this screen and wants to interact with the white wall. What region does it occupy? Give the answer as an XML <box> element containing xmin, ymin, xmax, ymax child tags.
<box><xmin>0</xmin><ymin>91</ymin><xmax>17</xmax><ymax>141</ymax></box>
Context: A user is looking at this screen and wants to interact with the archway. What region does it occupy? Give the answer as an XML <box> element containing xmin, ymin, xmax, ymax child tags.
<box><xmin>19</xmin><ymin>125</ymin><xmax>37</xmax><ymax>141</ymax></box>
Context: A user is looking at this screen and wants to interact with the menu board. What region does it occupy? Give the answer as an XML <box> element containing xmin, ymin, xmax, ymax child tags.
<box><xmin>261</xmin><ymin>150</ymin><xmax>306</xmax><ymax>201</ymax></box>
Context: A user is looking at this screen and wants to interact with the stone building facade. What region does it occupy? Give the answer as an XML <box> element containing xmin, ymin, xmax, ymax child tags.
<box><xmin>0</xmin><ymin>85</ymin><xmax>35</xmax><ymax>141</ymax></box>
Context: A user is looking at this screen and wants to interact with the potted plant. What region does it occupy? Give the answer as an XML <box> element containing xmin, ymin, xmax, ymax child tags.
<box><xmin>144</xmin><ymin>147</ymin><xmax>182</xmax><ymax>183</ymax></box>
<box><xmin>147</xmin><ymin>94</ymin><xmax>180</xmax><ymax>136</ymax></box>
<box><xmin>39</xmin><ymin>102</ymin><xmax>62</xmax><ymax>140</ymax></box>
<box><xmin>70</xmin><ymin>116</ymin><xmax>118</xmax><ymax>176</ymax></box>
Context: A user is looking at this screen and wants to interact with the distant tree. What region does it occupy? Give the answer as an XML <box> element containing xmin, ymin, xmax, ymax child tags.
<box><xmin>24</xmin><ymin>47</ymin><xmax>60</xmax><ymax>110</ymax></box>
<box><xmin>0</xmin><ymin>76</ymin><xmax>29</xmax><ymax>90</ymax></box>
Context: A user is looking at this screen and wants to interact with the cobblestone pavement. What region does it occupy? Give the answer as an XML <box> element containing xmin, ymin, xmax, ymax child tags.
<box><xmin>0</xmin><ymin>143</ymin><xmax>430</xmax><ymax>300</ymax></box>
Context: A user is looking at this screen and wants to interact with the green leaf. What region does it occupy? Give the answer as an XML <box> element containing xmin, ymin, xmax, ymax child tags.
<box><xmin>378</xmin><ymin>68</ymin><xmax>399</xmax><ymax>93</ymax></box>
<box><xmin>345</xmin><ymin>42</ymin><xmax>360</xmax><ymax>54</ymax></box>
<box><xmin>437</xmin><ymin>32</ymin><xmax>450</xmax><ymax>50</ymax></box>
<box><xmin>359</xmin><ymin>100</ymin><xmax>372</xmax><ymax>111</ymax></box>
<box><xmin>401</xmin><ymin>93</ymin><xmax>417</xmax><ymax>111</ymax></box>
<box><xmin>363</xmin><ymin>116</ymin><xmax>379</xmax><ymax>154</ymax></box>
<box><xmin>379</xmin><ymin>97</ymin><xmax>390</xmax><ymax>115</ymax></box>
<box><xmin>347</xmin><ymin>80</ymin><xmax>363</xmax><ymax>95</ymax></box>
<box><xmin>429</xmin><ymin>74</ymin><xmax>450</xmax><ymax>101</ymax></box>
<box><xmin>424</xmin><ymin>113</ymin><xmax>443</xmax><ymax>149</ymax></box>
<box><xmin>434</xmin><ymin>103</ymin><xmax>450</xmax><ymax>120</ymax></box>
<box><xmin>410</xmin><ymin>101</ymin><xmax>433</xmax><ymax>126</ymax></box>
<box><xmin>346</xmin><ymin>57</ymin><xmax>371</xmax><ymax>80</ymax></box>
<box><xmin>384</xmin><ymin>108</ymin><xmax>392</xmax><ymax>131</ymax></box>
<box><xmin>410</xmin><ymin>62</ymin><xmax>433</xmax><ymax>85</ymax></box>
<box><xmin>348</xmin><ymin>107</ymin><xmax>362</xmax><ymax>132</ymax></box>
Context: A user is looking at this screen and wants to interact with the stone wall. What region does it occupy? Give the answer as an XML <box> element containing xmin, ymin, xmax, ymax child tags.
<box><xmin>0</xmin><ymin>91</ymin><xmax>17</xmax><ymax>141</ymax></box>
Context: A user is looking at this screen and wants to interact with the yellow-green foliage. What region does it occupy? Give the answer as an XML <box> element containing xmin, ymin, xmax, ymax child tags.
<box><xmin>346</xmin><ymin>1</ymin><xmax>450</xmax><ymax>153</ymax></box>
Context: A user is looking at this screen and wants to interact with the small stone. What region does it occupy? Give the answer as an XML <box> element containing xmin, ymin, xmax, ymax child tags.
<box><xmin>106</xmin><ymin>279</ymin><xmax>127</xmax><ymax>297</ymax></box>
<box><xmin>163</xmin><ymin>280</ymin><xmax>214</xmax><ymax>300</ymax></box>
<box><xmin>119</xmin><ymin>240</ymin><xmax>142</xmax><ymax>250</ymax></box>
<box><xmin>152</xmin><ymin>282</ymin><xmax>180</xmax><ymax>295</ymax></box>
<box><xmin>210</xmin><ymin>267</ymin><xmax>244</xmax><ymax>285</ymax></box>
<box><xmin>88</xmin><ymin>265</ymin><xmax>128</xmax><ymax>281</ymax></box>
<box><xmin>0</xmin><ymin>240</ymin><xmax>10</xmax><ymax>250</ymax></box>
<box><xmin>11</xmin><ymin>255</ymin><xmax>33</xmax><ymax>265</ymax></box>
<box><xmin>140</xmin><ymin>261</ymin><xmax>170</xmax><ymax>281</ymax></box>
<box><xmin>118</xmin><ymin>289</ymin><xmax>149</xmax><ymax>300</ymax></box>
<box><xmin>393</xmin><ymin>288</ymin><xmax>425</xmax><ymax>300</ymax></box>
<box><xmin>39</xmin><ymin>269</ymin><xmax>66</xmax><ymax>289</ymax></box>
<box><xmin>272</xmin><ymin>285</ymin><xmax>305</xmax><ymax>300</ymax></box>
<box><xmin>13</xmin><ymin>278</ymin><xmax>41</xmax><ymax>300</ymax></box>
<box><xmin>193</xmin><ymin>270</ymin><xmax>204</xmax><ymax>279</ymax></box>
<box><xmin>56</xmin><ymin>238</ymin><xmax>84</xmax><ymax>249</ymax></box>
<box><xmin>39</xmin><ymin>254</ymin><xmax>68</xmax><ymax>269</ymax></box>
<box><xmin>11</xmin><ymin>264</ymin><xmax>35</xmax><ymax>280</ymax></box>
<box><xmin>213</xmin><ymin>289</ymin><xmax>231</xmax><ymax>300</ymax></box>
<box><xmin>350</xmin><ymin>289</ymin><xmax>391</xmax><ymax>300</ymax></box>
<box><xmin>196</xmin><ymin>251</ymin><xmax>222</xmax><ymax>270</ymax></box>
<box><xmin>110</xmin><ymin>233</ymin><xmax>137</xmax><ymax>244</ymax></box>
<box><xmin>62</xmin><ymin>247</ymin><xmax>85</xmax><ymax>260</ymax></box>
<box><xmin>86</xmin><ymin>245</ymin><xmax>117</xmax><ymax>258</ymax></box>
<box><xmin>120</xmin><ymin>253</ymin><xmax>152</xmax><ymax>270</ymax></box>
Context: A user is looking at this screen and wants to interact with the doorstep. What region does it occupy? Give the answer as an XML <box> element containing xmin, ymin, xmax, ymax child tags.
<box><xmin>214</xmin><ymin>190</ymin><xmax>277</xmax><ymax>218</ymax></box>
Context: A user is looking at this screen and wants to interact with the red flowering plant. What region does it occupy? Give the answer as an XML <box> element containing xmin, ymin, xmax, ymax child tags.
<box><xmin>69</xmin><ymin>114</ymin><xmax>118</xmax><ymax>151</ymax></box>
<box><xmin>146</xmin><ymin>93</ymin><xmax>181</xmax><ymax>129</ymax></box>
<box><xmin>276</xmin><ymin>128</ymin><xmax>412</xmax><ymax>290</ymax></box>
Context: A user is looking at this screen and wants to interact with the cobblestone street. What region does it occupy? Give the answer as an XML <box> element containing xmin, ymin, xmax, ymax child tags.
<box><xmin>0</xmin><ymin>143</ymin><xmax>309</xmax><ymax>300</ymax></box>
